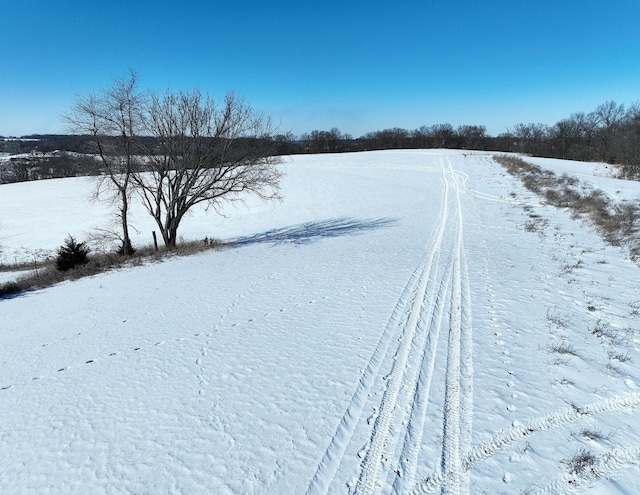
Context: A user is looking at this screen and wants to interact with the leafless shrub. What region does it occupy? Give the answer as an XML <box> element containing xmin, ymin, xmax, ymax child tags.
<box><xmin>559</xmin><ymin>172</ymin><xmax>579</xmax><ymax>186</ymax></box>
<box><xmin>524</xmin><ymin>218</ymin><xmax>548</xmax><ymax>232</ymax></box>
<box><xmin>605</xmin><ymin>362</ymin><xmax>623</xmax><ymax>376</ymax></box>
<box><xmin>589</xmin><ymin>320</ymin><xmax>620</xmax><ymax>344</ymax></box>
<box><xmin>614</xmin><ymin>203</ymin><xmax>640</xmax><ymax>237</ymax></box>
<box><xmin>561</xmin><ymin>259</ymin><xmax>584</xmax><ymax>274</ymax></box>
<box><xmin>563</xmin><ymin>449</ymin><xmax>598</xmax><ymax>477</ymax></box>
<box><xmin>524</xmin><ymin>221</ymin><xmax>537</xmax><ymax>232</ymax></box>
<box><xmin>544</xmin><ymin>188</ymin><xmax>560</xmax><ymax>204</ymax></box>
<box><xmin>607</xmin><ymin>350</ymin><xmax>632</xmax><ymax>363</ymax></box>
<box><xmin>0</xmin><ymin>281</ymin><xmax>25</xmax><ymax>298</ymax></box>
<box><xmin>546</xmin><ymin>307</ymin><xmax>569</xmax><ymax>328</ymax></box>
<box><xmin>548</xmin><ymin>340</ymin><xmax>578</xmax><ymax>356</ymax></box>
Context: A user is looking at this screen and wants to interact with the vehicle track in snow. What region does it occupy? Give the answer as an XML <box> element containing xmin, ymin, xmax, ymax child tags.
<box><xmin>439</xmin><ymin>157</ymin><xmax>474</xmax><ymax>495</ymax></box>
<box><xmin>346</xmin><ymin>155</ymin><xmax>473</xmax><ymax>495</ymax></box>
<box><xmin>305</xmin><ymin>154</ymin><xmax>474</xmax><ymax>495</ymax></box>
<box><xmin>354</xmin><ymin>157</ymin><xmax>457</xmax><ymax>495</ymax></box>
<box><xmin>411</xmin><ymin>392</ymin><xmax>640</xmax><ymax>494</ymax></box>
<box><xmin>304</xmin><ymin>154</ymin><xmax>454</xmax><ymax>495</ymax></box>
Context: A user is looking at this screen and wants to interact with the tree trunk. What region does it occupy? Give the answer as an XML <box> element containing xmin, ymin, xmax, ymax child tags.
<box><xmin>120</xmin><ymin>189</ymin><xmax>133</xmax><ymax>255</ymax></box>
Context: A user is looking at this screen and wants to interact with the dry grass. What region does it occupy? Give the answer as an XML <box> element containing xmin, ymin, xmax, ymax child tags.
<box><xmin>0</xmin><ymin>238</ymin><xmax>225</xmax><ymax>299</ymax></box>
<box><xmin>494</xmin><ymin>154</ymin><xmax>640</xmax><ymax>262</ymax></box>
<box><xmin>563</xmin><ymin>449</ymin><xmax>598</xmax><ymax>477</ymax></box>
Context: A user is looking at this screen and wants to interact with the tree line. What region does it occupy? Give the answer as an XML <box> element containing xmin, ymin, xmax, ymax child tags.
<box><xmin>288</xmin><ymin>100</ymin><xmax>640</xmax><ymax>178</ymax></box>
<box><xmin>6</xmin><ymin>99</ymin><xmax>639</xmax><ymax>177</ymax></box>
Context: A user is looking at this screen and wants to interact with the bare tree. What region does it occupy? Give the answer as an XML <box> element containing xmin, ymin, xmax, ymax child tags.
<box><xmin>5</xmin><ymin>159</ymin><xmax>34</xmax><ymax>182</ymax></box>
<box><xmin>300</xmin><ymin>128</ymin><xmax>345</xmax><ymax>152</ymax></box>
<box><xmin>430</xmin><ymin>124</ymin><xmax>456</xmax><ymax>148</ymax></box>
<box><xmin>64</xmin><ymin>71</ymin><xmax>147</xmax><ymax>255</ymax></box>
<box><xmin>594</xmin><ymin>100</ymin><xmax>625</xmax><ymax>162</ymax></box>
<box><xmin>510</xmin><ymin>123</ymin><xmax>550</xmax><ymax>155</ymax></box>
<box><xmin>135</xmin><ymin>90</ymin><xmax>282</xmax><ymax>248</ymax></box>
<box><xmin>457</xmin><ymin>125</ymin><xmax>486</xmax><ymax>150</ymax></box>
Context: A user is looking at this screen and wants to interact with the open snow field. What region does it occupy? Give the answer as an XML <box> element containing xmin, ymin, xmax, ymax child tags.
<box><xmin>2</xmin><ymin>150</ymin><xmax>640</xmax><ymax>494</ymax></box>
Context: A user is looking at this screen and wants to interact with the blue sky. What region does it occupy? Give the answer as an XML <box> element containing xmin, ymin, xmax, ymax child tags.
<box><xmin>1</xmin><ymin>0</ymin><xmax>639</xmax><ymax>137</ymax></box>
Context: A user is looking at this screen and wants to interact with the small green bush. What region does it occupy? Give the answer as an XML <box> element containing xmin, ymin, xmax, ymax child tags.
<box><xmin>56</xmin><ymin>235</ymin><xmax>90</xmax><ymax>272</ymax></box>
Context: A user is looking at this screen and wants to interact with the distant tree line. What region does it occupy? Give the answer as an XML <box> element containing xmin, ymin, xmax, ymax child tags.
<box><xmin>282</xmin><ymin>100</ymin><xmax>640</xmax><ymax>177</ymax></box>
<box><xmin>0</xmin><ymin>150</ymin><xmax>101</xmax><ymax>183</ymax></box>
<box><xmin>3</xmin><ymin>99</ymin><xmax>640</xmax><ymax>184</ymax></box>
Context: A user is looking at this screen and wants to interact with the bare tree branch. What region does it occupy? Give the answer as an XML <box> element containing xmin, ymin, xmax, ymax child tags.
<box><xmin>63</xmin><ymin>70</ymin><xmax>148</xmax><ymax>254</ymax></box>
<box><xmin>133</xmin><ymin>89</ymin><xmax>282</xmax><ymax>248</ymax></box>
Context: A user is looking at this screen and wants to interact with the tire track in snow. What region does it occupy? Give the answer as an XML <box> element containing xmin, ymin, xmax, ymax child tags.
<box><xmin>392</xmin><ymin>265</ymin><xmax>452</xmax><ymax>494</ymax></box>
<box><xmin>529</xmin><ymin>444</ymin><xmax>640</xmax><ymax>495</ymax></box>
<box><xmin>304</xmin><ymin>261</ymin><xmax>426</xmax><ymax>495</ymax></box>
<box><xmin>440</xmin><ymin>156</ymin><xmax>473</xmax><ymax>495</ymax></box>
<box><xmin>411</xmin><ymin>392</ymin><xmax>640</xmax><ymax>494</ymax></box>
<box><xmin>392</xmin><ymin>159</ymin><xmax>472</xmax><ymax>494</ymax></box>
<box><xmin>392</xmin><ymin>162</ymin><xmax>461</xmax><ymax>493</ymax></box>
<box><xmin>353</xmin><ymin>156</ymin><xmax>455</xmax><ymax>495</ymax></box>
<box><xmin>354</xmin><ymin>155</ymin><xmax>474</xmax><ymax>495</ymax></box>
<box><xmin>355</xmin><ymin>158</ymin><xmax>456</xmax><ymax>494</ymax></box>
<box><xmin>306</xmin><ymin>154</ymin><xmax>475</xmax><ymax>495</ymax></box>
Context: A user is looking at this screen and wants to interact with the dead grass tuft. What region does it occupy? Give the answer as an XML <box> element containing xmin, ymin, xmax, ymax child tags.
<box><xmin>494</xmin><ymin>154</ymin><xmax>640</xmax><ymax>263</ymax></box>
<box><xmin>0</xmin><ymin>237</ymin><xmax>226</xmax><ymax>299</ymax></box>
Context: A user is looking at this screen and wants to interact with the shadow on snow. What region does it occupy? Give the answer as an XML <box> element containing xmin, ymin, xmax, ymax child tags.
<box><xmin>231</xmin><ymin>217</ymin><xmax>397</xmax><ymax>247</ymax></box>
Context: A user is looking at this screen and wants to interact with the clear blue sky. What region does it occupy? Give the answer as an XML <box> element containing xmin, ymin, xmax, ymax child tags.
<box><xmin>2</xmin><ymin>0</ymin><xmax>639</xmax><ymax>137</ymax></box>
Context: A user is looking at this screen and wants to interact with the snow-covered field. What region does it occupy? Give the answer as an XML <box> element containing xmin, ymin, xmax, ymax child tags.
<box><xmin>2</xmin><ymin>150</ymin><xmax>640</xmax><ymax>494</ymax></box>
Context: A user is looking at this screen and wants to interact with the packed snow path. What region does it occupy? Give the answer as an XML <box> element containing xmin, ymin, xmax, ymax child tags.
<box><xmin>2</xmin><ymin>150</ymin><xmax>640</xmax><ymax>494</ymax></box>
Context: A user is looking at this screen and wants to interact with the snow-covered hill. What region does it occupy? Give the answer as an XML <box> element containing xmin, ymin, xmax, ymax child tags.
<box><xmin>2</xmin><ymin>150</ymin><xmax>639</xmax><ymax>494</ymax></box>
